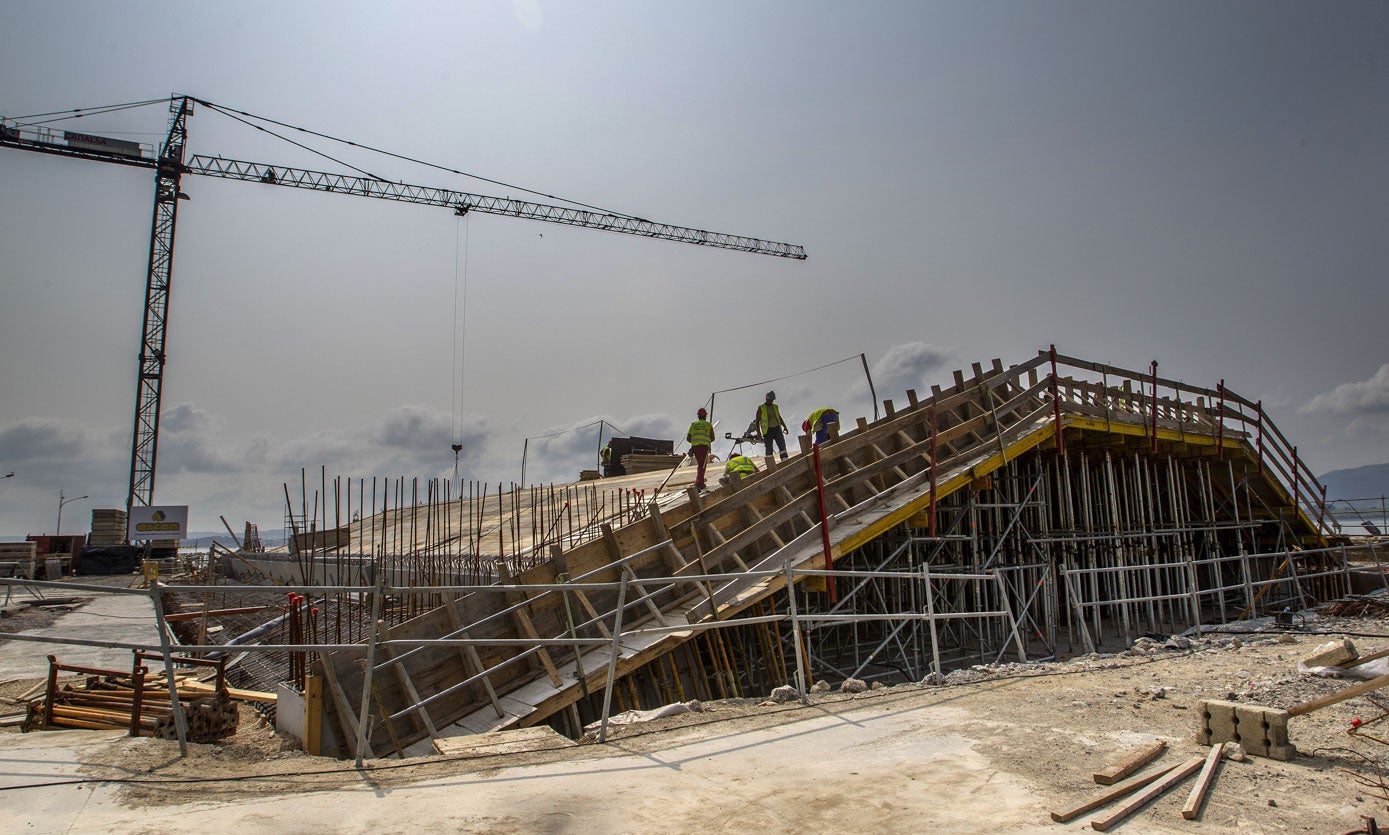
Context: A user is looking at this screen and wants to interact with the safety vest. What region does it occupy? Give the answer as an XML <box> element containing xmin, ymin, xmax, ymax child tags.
<box><xmin>601</xmin><ymin>446</ymin><xmax>612</xmax><ymax>464</ymax></box>
<box><xmin>809</xmin><ymin>408</ymin><xmax>838</xmax><ymax>432</ymax></box>
<box><xmin>757</xmin><ymin>403</ymin><xmax>782</xmax><ymax>434</ymax></box>
<box><xmin>687</xmin><ymin>419</ymin><xmax>714</xmax><ymax>447</ymax></box>
<box><xmin>725</xmin><ymin>455</ymin><xmax>756</xmax><ymax>478</ymax></box>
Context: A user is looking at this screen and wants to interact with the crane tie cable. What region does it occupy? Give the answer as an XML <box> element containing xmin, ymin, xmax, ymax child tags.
<box><xmin>188</xmin><ymin>96</ymin><xmax>642</xmax><ymax>219</ymax></box>
<box><xmin>195</xmin><ymin>101</ymin><xmax>387</xmax><ymax>182</ymax></box>
<box><xmin>7</xmin><ymin>98</ymin><xmax>170</xmax><ymax>128</ymax></box>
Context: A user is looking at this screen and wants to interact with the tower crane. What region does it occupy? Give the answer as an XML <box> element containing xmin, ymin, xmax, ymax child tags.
<box><xmin>0</xmin><ymin>95</ymin><xmax>807</xmax><ymax>535</ymax></box>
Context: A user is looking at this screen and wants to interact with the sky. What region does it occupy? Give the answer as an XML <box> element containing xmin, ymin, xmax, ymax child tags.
<box><xmin>1</xmin><ymin>1</ymin><xmax>1387</xmax><ymax>536</ymax></box>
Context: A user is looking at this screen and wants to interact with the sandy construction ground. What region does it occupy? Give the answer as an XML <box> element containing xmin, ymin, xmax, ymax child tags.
<box><xmin>3</xmin><ymin>611</ymin><xmax>1388</xmax><ymax>834</ymax></box>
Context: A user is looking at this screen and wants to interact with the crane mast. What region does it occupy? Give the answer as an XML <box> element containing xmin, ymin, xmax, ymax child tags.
<box><xmin>128</xmin><ymin>97</ymin><xmax>192</xmax><ymax>518</ymax></box>
<box><xmin>0</xmin><ymin>95</ymin><xmax>806</xmax><ymax>536</ymax></box>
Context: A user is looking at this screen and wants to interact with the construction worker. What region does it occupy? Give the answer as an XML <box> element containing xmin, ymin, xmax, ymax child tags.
<box><xmin>600</xmin><ymin>443</ymin><xmax>613</xmax><ymax>477</ymax></box>
<box><xmin>805</xmin><ymin>408</ymin><xmax>841</xmax><ymax>445</ymax></box>
<box><xmin>686</xmin><ymin>407</ymin><xmax>715</xmax><ymax>490</ymax></box>
<box><xmin>724</xmin><ymin>453</ymin><xmax>756</xmax><ymax>480</ymax></box>
<box><xmin>756</xmin><ymin>391</ymin><xmax>790</xmax><ymax>461</ymax></box>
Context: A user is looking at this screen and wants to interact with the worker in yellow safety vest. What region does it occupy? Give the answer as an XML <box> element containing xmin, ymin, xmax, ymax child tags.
<box><xmin>755</xmin><ymin>391</ymin><xmax>790</xmax><ymax>461</ymax></box>
<box><xmin>600</xmin><ymin>443</ymin><xmax>613</xmax><ymax>477</ymax></box>
<box><xmin>686</xmin><ymin>407</ymin><xmax>715</xmax><ymax>490</ymax></box>
<box><xmin>724</xmin><ymin>454</ymin><xmax>756</xmax><ymax>480</ymax></box>
<box><xmin>805</xmin><ymin>408</ymin><xmax>840</xmax><ymax>445</ymax></box>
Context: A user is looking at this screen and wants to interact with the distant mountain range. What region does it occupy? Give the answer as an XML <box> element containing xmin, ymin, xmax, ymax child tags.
<box><xmin>1318</xmin><ymin>462</ymin><xmax>1389</xmax><ymax>500</ymax></box>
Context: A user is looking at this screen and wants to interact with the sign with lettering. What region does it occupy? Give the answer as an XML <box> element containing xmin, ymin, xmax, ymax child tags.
<box><xmin>127</xmin><ymin>505</ymin><xmax>189</xmax><ymax>541</ymax></box>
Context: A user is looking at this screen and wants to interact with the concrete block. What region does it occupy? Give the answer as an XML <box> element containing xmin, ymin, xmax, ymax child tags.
<box><xmin>1302</xmin><ymin>638</ymin><xmax>1357</xmax><ymax>668</ymax></box>
<box><xmin>1198</xmin><ymin>699</ymin><xmax>1295</xmax><ymax>761</ymax></box>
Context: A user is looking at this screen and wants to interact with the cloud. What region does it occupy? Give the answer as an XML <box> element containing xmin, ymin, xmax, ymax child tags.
<box><xmin>274</xmin><ymin>405</ymin><xmax>493</xmax><ymax>478</ymax></box>
<box><xmin>157</xmin><ymin>403</ymin><xmax>240</xmax><ymax>473</ymax></box>
<box><xmin>0</xmin><ymin>417</ymin><xmax>126</xmax><ymax>490</ymax></box>
<box><xmin>523</xmin><ymin>413</ymin><xmax>686</xmax><ymax>484</ymax></box>
<box><xmin>1300</xmin><ymin>364</ymin><xmax>1389</xmax><ymax>416</ymax></box>
<box><xmin>854</xmin><ymin>342</ymin><xmax>955</xmax><ymax>402</ymax></box>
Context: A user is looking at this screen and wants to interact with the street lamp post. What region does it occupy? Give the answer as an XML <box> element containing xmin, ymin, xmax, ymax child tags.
<box><xmin>57</xmin><ymin>490</ymin><xmax>88</xmax><ymax>536</ymax></box>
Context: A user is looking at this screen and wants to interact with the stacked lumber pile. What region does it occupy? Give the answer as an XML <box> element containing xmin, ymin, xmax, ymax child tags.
<box><xmin>1323</xmin><ymin>594</ymin><xmax>1389</xmax><ymax>617</ymax></box>
<box><xmin>88</xmin><ymin>509</ymin><xmax>127</xmax><ymax>547</ymax></box>
<box><xmin>24</xmin><ymin>654</ymin><xmax>240</xmax><ymax>742</ymax></box>
<box><xmin>0</xmin><ymin>542</ymin><xmax>38</xmax><ymax>579</ymax></box>
<box><xmin>621</xmin><ymin>453</ymin><xmax>684</xmax><ymax>475</ymax></box>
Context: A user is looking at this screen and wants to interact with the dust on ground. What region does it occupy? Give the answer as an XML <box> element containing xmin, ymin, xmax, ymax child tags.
<box><xmin>0</xmin><ymin>596</ymin><xmax>90</xmax><ymax>635</ymax></box>
<box><xmin>0</xmin><ymin>612</ymin><xmax>1381</xmax><ymax>832</ymax></box>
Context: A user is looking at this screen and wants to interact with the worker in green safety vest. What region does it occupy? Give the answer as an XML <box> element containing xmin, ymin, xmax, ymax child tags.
<box><xmin>755</xmin><ymin>391</ymin><xmax>790</xmax><ymax>461</ymax></box>
<box><xmin>686</xmin><ymin>407</ymin><xmax>715</xmax><ymax>490</ymax></box>
<box><xmin>600</xmin><ymin>443</ymin><xmax>613</xmax><ymax>477</ymax></box>
<box><xmin>724</xmin><ymin>454</ymin><xmax>756</xmax><ymax>480</ymax></box>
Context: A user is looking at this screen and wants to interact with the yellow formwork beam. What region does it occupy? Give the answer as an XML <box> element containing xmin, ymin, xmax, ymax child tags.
<box><xmin>838</xmin><ymin>416</ymin><xmax>1242</xmax><ymax>558</ymax></box>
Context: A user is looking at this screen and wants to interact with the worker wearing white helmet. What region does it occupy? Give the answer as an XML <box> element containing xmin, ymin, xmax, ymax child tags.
<box><xmin>755</xmin><ymin>391</ymin><xmax>790</xmax><ymax>461</ymax></box>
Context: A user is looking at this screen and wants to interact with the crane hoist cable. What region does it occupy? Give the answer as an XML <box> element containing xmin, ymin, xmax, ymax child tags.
<box><xmin>451</xmin><ymin>212</ymin><xmax>471</xmax><ymax>481</ymax></box>
<box><xmin>190</xmin><ymin>96</ymin><xmax>638</xmax><ymax>219</ymax></box>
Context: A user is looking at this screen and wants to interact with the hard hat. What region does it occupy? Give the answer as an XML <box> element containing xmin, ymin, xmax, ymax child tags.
<box><xmin>766</xmin><ymin>391</ymin><xmax>776</xmax><ymax>400</ymax></box>
<box><xmin>697</xmin><ymin>407</ymin><xmax>707</xmax><ymax>417</ymax></box>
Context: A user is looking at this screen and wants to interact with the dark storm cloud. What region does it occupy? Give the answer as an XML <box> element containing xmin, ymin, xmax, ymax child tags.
<box><xmin>0</xmin><ymin>417</ymin><xmax>126</xmax><ymax>489</ymax></box>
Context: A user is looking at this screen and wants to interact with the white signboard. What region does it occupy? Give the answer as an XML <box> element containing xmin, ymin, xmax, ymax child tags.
<box><xmin>127</xmin><ymin>505</ymin><xmax>189</xmax><ymax>541</ymax></box>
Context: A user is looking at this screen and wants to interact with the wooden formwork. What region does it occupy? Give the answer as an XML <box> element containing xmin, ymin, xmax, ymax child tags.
<box><xmin>320</xmin><ymin>350</ymin><xmax>1338</xmax><ymax>757</ymax></box>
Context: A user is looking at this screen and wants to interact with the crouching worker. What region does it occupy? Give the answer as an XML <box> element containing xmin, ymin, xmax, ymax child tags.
<box><xmin>805</xmin><ymin>408</ymin><xmax>841</xmax><ymax>445</ymax></box>
<box><xmin>721</xmin><ymin>453</ymin><xmax>756</xmax><ymax>485</ymax></box>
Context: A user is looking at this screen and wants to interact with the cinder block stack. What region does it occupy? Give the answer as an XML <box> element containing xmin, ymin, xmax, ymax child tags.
<box><xmin>89</xmin><ymin>509</ymin><xmax>127</xmax><ymax>546</ymax></box>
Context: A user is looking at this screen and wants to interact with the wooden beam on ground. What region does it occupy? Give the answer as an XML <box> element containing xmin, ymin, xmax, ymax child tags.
<box><xmin>1051</xmin><ymin>763</ymin><xmax>1181</xmax><ymax>823</ymax></box>
<box><xmin>1182</xmin><ymin>743</ymin><xmax>1223</xmax><ymax>820</ymax></box>
<box><xmin>1090</xmin><ymin>756</ymin><xmax>1205</xmax><ymax>832</ymax></box>
<box><xmin>1094</xmin><ymin>739</ymin><xmax>1167</xmax><ymax>785</ymax></box>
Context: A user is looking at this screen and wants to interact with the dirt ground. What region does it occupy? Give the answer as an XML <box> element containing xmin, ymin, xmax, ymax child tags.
<box><xmin>4</xmin><ymin>611</ymin><xmax>1388</xmax><ymax>833</ymax></box>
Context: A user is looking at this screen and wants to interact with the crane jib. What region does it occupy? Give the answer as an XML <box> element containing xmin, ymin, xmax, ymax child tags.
<box><xmin>183</xmin><ymin>155</ymin><xmax>807</xmax><ymax>260</ymax></box>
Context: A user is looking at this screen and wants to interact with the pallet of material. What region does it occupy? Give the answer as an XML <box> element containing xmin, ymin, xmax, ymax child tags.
<box><xmin>30</xmin><ymin>655</ymin><xmax>240</xmax><ymax>742</ymax></box>
<box><xmin>620</xmin><ymin>454</ymin><xmax>685</xmax><ymax>474</ymax></box>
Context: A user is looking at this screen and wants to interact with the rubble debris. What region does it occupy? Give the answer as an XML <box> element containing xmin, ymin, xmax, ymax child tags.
<box><xmin>582</xmin><ymin>700</ymin><xmax>697</xmax><ymax>732</ymax></box>
<box><xmin>769</xmin><ymin>685</ymin><xmax>798</xmax><ymax>703</ymax></box>
<box><xmin>1323</xmin><ymin>595</ymin><xmax>1389</xmax><ymax>618</ymax></box>
<box><xmin>1303</xmin><ymin>638</ymin><xmax>1359</xmax><ymax>669</ymax></box>
<box><xmin>840</xmin><ymin>678</ymin><xmax>867</xmax><ymax>693</ymax></box>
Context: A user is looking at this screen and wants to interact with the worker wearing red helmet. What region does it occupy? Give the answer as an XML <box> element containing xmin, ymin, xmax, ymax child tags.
<box><xmin>687</xmin><ymin>407</ymin><xmax>715</xmax><ymax>491</ymax></box>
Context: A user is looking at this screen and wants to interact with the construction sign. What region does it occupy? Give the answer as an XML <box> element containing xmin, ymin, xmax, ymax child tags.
<box><xmin>127</xmin><ymin>505</ymin><xmax>189</xmax><ymax>541</ymax></box>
